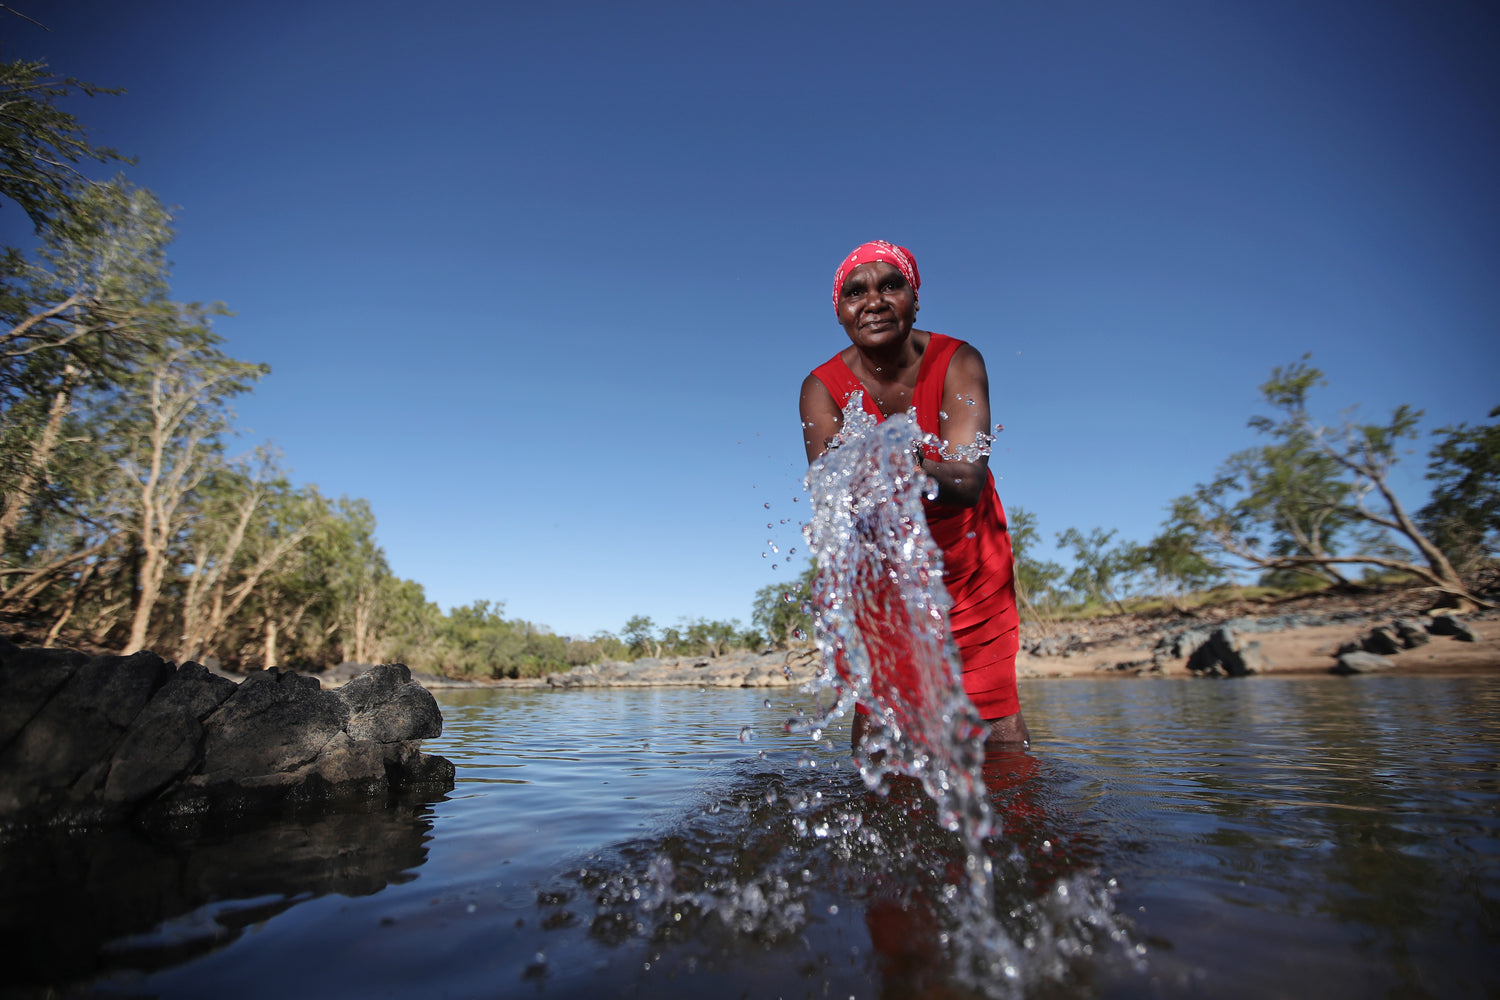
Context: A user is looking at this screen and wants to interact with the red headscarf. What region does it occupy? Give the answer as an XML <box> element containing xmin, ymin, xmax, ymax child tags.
<box><xmin>832</xmin><ymin>241</ymin><xmax>920</xmax><ymax>312</ymax></box>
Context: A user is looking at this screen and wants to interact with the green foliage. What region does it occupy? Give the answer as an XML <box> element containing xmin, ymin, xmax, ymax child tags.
<box><xmin>426</xmin><ymin>600</ymin><xmax>571</xmax><ymax>679</ymax></box>
<box><xmin>1172</xmin><ymin>356</ymin><xmax>1476</xmax><ymax>602</ymax></box>
<box><xmin>621</xmin><ymin>614</ymin><xmax>659</xmax><ymax>657</ymax></box>
<box><xmin>0</xmin><ymin>58</ymin><xmax>130</xmax><ymax>233</ymax></box>
<box><xmin>1007</xmin><ymin>506</ymin><xmax>1065</xmax><ymax>611</ymax></box>
<box><xmin>1057</xmin><ymin>526</ymin><xmax>1134</xmax><ymax>613</ymax></box>
<box><xmin>751</xmin><ymin>563</ymin><xmax>815</xmax><ymax>649</ymax></box>
<box><xmin>1418</xmin><ymin>405</ymin><xmax>1500</xmax><ymax>574</ymax></box>
<box><xmin>1135</xmin><ymin>523</ymin><xmax>1222</xmax><ymax>604</ymax></box>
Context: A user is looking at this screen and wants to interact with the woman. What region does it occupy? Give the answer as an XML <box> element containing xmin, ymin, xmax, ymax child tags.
<box><xmin>799</xmin><ymin>240</ymin><xmax>1029</xmax><ymax>750</ymax></box>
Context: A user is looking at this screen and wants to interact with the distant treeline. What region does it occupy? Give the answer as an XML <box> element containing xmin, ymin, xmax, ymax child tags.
<box><xmin>2</xmin><ymin>58</ymin><xmax>1494</xmax><ymax>681</ymax></box>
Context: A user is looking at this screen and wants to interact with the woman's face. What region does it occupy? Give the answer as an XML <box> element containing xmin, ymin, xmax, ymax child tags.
<box><xmin>837</xmin><ymin>261</ymin><xmax>918</xmax><ymax>351</ymax></box>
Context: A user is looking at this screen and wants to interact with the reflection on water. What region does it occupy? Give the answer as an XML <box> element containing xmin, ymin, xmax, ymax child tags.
<box><xmin>6</xmin><ymin>677</ymin><xmax>1496</xmax><ymax>999</ymax></box>
<box><xmin>0</xmin><ymin>798</ymin><xmax>437</xmax><ymax>989</ymax></box>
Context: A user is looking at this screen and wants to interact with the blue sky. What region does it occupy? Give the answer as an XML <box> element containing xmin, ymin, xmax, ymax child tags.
<box><xmin>4</xmin><ymin>0</ymin><xmax>1496</xmax><ymax>638</ymax></box>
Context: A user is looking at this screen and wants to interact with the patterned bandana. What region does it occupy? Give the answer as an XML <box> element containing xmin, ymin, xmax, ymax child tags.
<box><xmin>832</xmin><ymin>240</ymin><xmax>920</xmax><ymax>312</ymax></box>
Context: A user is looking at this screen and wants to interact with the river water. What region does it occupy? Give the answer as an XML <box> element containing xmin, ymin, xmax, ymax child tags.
<box><xmin>4</xmin><ymin>675</ymin><xmax>1497</xmax><ymax>999</ymax></box>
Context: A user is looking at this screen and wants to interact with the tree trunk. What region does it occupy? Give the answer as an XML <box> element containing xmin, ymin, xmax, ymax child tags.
<box><xmin>263</xmin><ymin>618</ymin><xmax>277</xmax><ymax>669</ymax></box>
<box><xmin>0</xmin><ymin>365</ymin><xmax>77</xmax><ymax>555</ymax></box>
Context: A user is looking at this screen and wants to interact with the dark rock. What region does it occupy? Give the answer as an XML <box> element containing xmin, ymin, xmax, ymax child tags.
<box><xmin>1361</xmin><ymin>626</ymin><xmax>1403</xmax><ymax>656</ymax></box>
<box><xmin>200</xmin><ymin>670</ymin><xmax>348</xmax><ymax>783</ymax></box>
<box><xmin>102</xmin><ymin>662</ymin><xmax>237</xmax><ymax>804</ymax></box>
<box><xmin>1332</xmin><ymin>650</ymin><xmax>1396</xmax><ymax>674</ymax></box>
<box><xmin>1157</xmin><ymin>629</ymin><xmax>1212</xmax><ymax>660</ymax></box>
<box><xmin>0</xmin><ymin>650</ymin><xmax>174</xmax><ymax>814</ymax></box>
<box><xmin>0</xmin><ymin>640</ymin><xmax>91</xmax><ymax>751</ymax></box>
<box><xmin>1393</xmin><ymin>619</ymin><xmax>1430</xmax><ymax>648</ymax></box>
<box><xmin>1186</xmin><ymin>626</ymin><xmax>1264</xmax><ymax>677</ymax></box>
<box><xmin>1428</xmin><ymin>615</ymin><xmax>1478</xmax><ymax>642</ymax></box>
<box><xmin>338</xmin><ymin>663</ymin><xmax>442</xmax><ymax>743</ymax></box>
<box><xmin>0</xmin><ymin>647</ymin><xmax>453</xmax><ymax>832</ymax></box>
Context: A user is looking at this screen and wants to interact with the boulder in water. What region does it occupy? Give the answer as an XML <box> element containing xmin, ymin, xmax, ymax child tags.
<box><xmin>0</xmin><ymin>640</ymin><xmax>454</xmax><ymax>832</ymax></box>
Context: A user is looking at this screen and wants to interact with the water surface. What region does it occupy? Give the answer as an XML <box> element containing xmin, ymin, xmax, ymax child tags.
<box><xmin>9</xmin><ymin>675</ymin><xmax>1497</xmax><ymax>998</ymax></box>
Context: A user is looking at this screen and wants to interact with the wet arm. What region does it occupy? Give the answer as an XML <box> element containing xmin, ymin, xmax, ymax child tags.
<box><xmin>920</xmin><ymin>344</ymin><xmax>993</xmax><ymax>509</ymax></box>
<box><xmin>799</xmin><ymin>374</ymin><xmax>844</xmax><ymax>464</ymax></box>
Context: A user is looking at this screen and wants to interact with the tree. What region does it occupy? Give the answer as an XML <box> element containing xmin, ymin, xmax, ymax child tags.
<box><xmin>1057</xmin><ymin>527</ymin><xmax>1134</xmax><ymax>613</ymax></box>
<box><xmin>622</xmin><ymin>615</ymin><xmax>660</xmax><ymax>658</ymax></box>
<box><xmin>1007</xmin><ymin>506</ymin><xmax>1066</xmax><ymax>619</ymax></box>
<box><xmin>175</xmin><ymin>457</ymin><xmax>328</xmax><ymax>665</ymax></box>
<box><xmin>0</xmin><ymin>180</ymin><xmax>183</xmax><ymax>555</ymax></box>
<box><xmin>1175</xmin><ymin>358</ymin><xmax>1484</xmax><ymax>606</ymax></box>
<box><xmin>106</xmin><ymin>341</ymin><xmax>268</xmax><ymax>652</ymax></box>
<box><xmin>1136</xmin><ymin>523</ymin><xmax>1222</xmax><ymax>610</ymax></box>
<box><xmin>751</xmin><ymin>563</ymin><xmax>815</xmax><ymax>649</ymax></box>
<box><xmin>684</xmin><ymin>616</ymin><xmax>743</xmax><ymax>657</ymax></box>
<box><xmin>1417</xmin><ymin>406</ymin><xmax>1500</xmax><ymax>576</ymax></box>
<box><xmin>0</xmin><ymin>58</ymin><xmax>129</xmax><ymax>234</ymax></box>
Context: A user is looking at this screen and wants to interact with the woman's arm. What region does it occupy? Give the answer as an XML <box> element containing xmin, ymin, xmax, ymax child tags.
<box><xmin>799</xmin><ymin>373</ymin><xmax>844</xmax><ymax>464</ymax></box>
<box><xmin>920</xmin><ymin>343</ymin><xmax>993</xmax><ymax>509</ymax></box>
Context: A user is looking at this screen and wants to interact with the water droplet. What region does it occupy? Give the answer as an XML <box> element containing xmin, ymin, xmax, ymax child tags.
<box><xmin>763</xmin><ymin>502</ymin><xmax>771</xmax><ymax>508</ymax></box>
<box><xmin>939</xmin><ymin>410</ymin><xmax>949</xmax><ymax>419</ymax></box>
<box><xmin>738</xmin><ymin>726</ymin><xmax>754</xmax><ymax>742</ymax></box>
<box><xmin>791</xmin><ymin>628</ymin><xmax>807</xmax><ymax>641</ymax></box>
<box><xmin>782</xmin><ymin>592</ymin><xmax>795</xmax><ymax>603</ymax></box>
<box><xmin>763</xmin><ymin>698</ymin><xmax>771</xmax><ymax>708</ymax></box>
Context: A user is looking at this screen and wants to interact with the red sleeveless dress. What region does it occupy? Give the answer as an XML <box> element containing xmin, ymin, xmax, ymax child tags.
<box><xmin>811</xmin><ymin>333</ymin><xmax>1020</xmax><ymax>719</ymax></box>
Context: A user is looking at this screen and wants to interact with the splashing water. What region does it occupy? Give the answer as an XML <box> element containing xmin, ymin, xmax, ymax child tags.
<box><xmin>797</xmin><ymin>392</ymin><xmax>1023</xmax><ymax>990</ymax></box>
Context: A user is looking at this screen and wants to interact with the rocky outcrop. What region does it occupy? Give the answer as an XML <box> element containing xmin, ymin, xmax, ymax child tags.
<box><xmin>1429</xmin><ymin>614</ymin><xmax>1479</xmax><ymax>642</ymax></box>
<box><xmin>1328</xmin><ymin>615</ymin><xmax>1481</xmax><ymax>674</ymax></box>
<box><xmin>1154</xmin><ymin>623</ymin><xmax>1265</xmax><ymax>678</ymax></box>
<box><xmin>0</xmin><ymin>640</ymin><xmax>454</xmax><ymax>832</ymax></box>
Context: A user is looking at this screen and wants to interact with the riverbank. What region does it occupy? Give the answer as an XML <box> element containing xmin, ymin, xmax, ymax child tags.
<box><xmin>462</xmin><ymin>588</ymin><xmax>1499</xmax><ymax>692</ymax></box>
<box><xmin>1016</xmin><ymin>595</ymin><xmax>1499</xmax><ymax>679</ymax></box>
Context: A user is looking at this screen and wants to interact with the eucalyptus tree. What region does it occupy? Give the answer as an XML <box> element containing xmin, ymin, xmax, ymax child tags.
<box><xmin>100</xmin><ymin>339</ymin><xmax>268</xmax><ymax>653</ymax></box>
<box><xmin>1056</xmin><ymin>526</ymin><xmax>1138</xmax><ymax>614</ymax></box>
<box><xmin>1005</xmin><ymin>506</ymin><xmax>1066</xmax><ymax>622</ymax></box>
<box><xmin>175</xmin><ymin>456</ymin><xmax>330</xmax><ymax>665</ymax></box>
<box><xmin>1175</xmin><ymin>359</ymin><xmax>1482</xmax><ymax>606</ymax></box>
<box><xmin>1417</xmin><ymin>406</ymin><xmax>1500</xmax><ymax>576</ymax></box>
<box><xmin>0</xmin><ymin>180</ymin><xmax>184</xmax><ymax>558</ymax></box>
<box><xmin>0</xmin><ymin>58</ymin><xmax>129</xmax><ymax>234</ymax></box>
